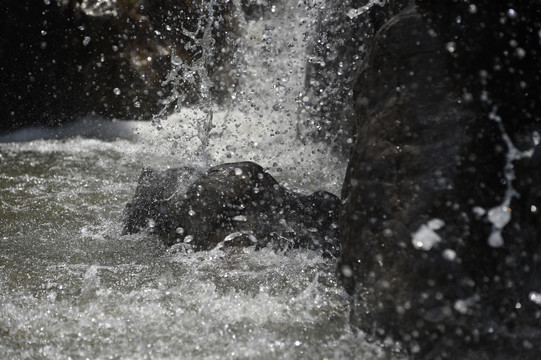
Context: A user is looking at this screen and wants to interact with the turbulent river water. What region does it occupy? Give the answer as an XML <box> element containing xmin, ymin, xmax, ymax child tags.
<box><xmin>0</xmin><ymin>1</ymin><xmax>397</xmax><ymax>359</ymax></box>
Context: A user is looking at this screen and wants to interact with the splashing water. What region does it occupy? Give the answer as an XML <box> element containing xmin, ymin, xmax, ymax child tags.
<box><xmin>0</xmin><ymin>1</ymin><xmax>399</xmax><ymax>359</ymax></box>
<box><xmin>485</xmin><ymin>106</ymin><xmax>539</xmax><ymax>248</ymax></box>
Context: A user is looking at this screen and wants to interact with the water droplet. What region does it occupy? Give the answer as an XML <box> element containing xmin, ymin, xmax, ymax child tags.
<box><xmin>171</xmin><ymin>55</ymin><xmax>182</xmax><ymax>66</ymax></box>
<box><xmin>472</xmin><ymin>206</ymin><xmax>486</xmax><ymax>216</ymax></box>
<box><xmin>487</xmin><ymin>206</ymin><xmax>511</xmax><ymax>228</ymax></box>
<box><xmin>507</xmin><ymin>8</ymin><xmax>517</xmax><ymax>19</ymax></box>
<box><xmin>488</xmin><ymin>231</ymin><xmax>504</xmax><ymax>248</ymax></box>
<box><xmin>82</xmin><ymin>36</ymin><xmax>91</xmax><ymax>46</ymax></box>
<box><xmin>529</xmin><ymin>291</ymin><xmax>541</xmax><ymax>305</ymax></box>
<box><xmin>445</xmin><ymin>41</ymin><xmax>457</xmax><ymax>53</ymax></box>
<box><xmin>113</xmin><ymin>88</ymin><xmax>121</xmax><ymax>95</ymax></box>
<box><xmin>454</xmin><ymin>299</ymin><xmax>469</xmax><ymax>314</ymax></box>
<box><xmin>234</xmin><ymin>168</ymin><xmax>243</xmax><ymax>176</ymax></box>
<box><xmin>442</xmin><ymin>249</ymin><xmax>457</xmax><ymax>261</ymax></box>
<box><xmin>341</xmin><ymin>265</ymin><xmax>353</xmax><ymax>278</ymax></box>
<box><xmin>411</xmin><ymin>219</ymin><xmax>444</xmax><ymax>251</ymax></box>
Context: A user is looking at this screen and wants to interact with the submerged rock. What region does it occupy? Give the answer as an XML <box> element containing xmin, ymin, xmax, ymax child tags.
<box><xmin>340</xmin><ymin>3</ymin><xmax>541</xmax><ymax>359</ymax></box>
<box><xmin>123</xmin><ymin>162</ymin><xmax>340</xmax><ymax>257</ymax></box>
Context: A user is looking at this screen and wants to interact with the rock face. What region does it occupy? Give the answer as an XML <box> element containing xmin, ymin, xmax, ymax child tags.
<box><xmin>123</xmin><ymin>162</ymin><xmax>341</xmax><ymax>257</ymax></box>
<box><xmin>301</xmin><ymin>0</ymin><xmax>408</xmax><ymax>155</ymax></box>
<box><xmin>340</xmin><ymin>2</ymin><xmax>541</xmax><ymax>358</ymax></box>
<box><xmin>0</xmin><ymin>0</ymin><xmax>237</xmax><ymax>133</ymax></box>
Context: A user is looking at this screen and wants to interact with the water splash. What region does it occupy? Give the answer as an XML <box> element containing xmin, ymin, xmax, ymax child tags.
<box><xmin>486</xmin><ymin>106</ymin><xmax>539</xmax><ymax>247</ymax></box>
<box><xmin>153</xmin><ymin>1</ymin><xmax>220</xmax><ymax>147</ymax></box>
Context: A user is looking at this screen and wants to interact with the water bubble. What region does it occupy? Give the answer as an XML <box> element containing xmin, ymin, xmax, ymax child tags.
<box><xmin>184</xmin><ymin>235</ymin><xmax>193</xmax><ymax>243</ymax></box>
<box><xmin>82</xmin><ymin>36</ymin><xmax>91</xmax><ymax>46</ymax></box>
<box><xmin>188</xmin><ymin>209</ymin><xmax>196</xmax><ymax>216</ymax></box>
<box><xmin>531</xmin><ymin>205</ymin><xmax>538</xmax><ymax>213</ymax></box>
<box><xmin>113</xmin><ymin>88</ymin><xmax>121</xmax><ymax>95</ymax></box>
<box><xmin>41</xmin><ymin>30</ymin><xmax>47</xmax><ymax>36</ymax></box>
<box><xmin>171</xmin><ymin>55</ymin><xmax>183</xmax><ymax>66</ymax></box>
<box><xmin>507</xmin><ymin>8</ymin><xmax>517</xmax><ymax>19</ymax></box>
<box><xmin>232</xmin><ymin>215</ymin><xmax>247</xmax><ymax>222</ymax></box>
<box><xmin>234</xmin><ymin>168</ymin><xmax>243</xmax><ymax>176</ymax></box>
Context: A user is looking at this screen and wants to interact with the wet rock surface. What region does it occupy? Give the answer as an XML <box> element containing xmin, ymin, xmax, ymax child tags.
<box><xmin>301</xmin><ymin>0</ymin><xmax>408</xmax><ymax>154</ymax></box>
<box><xmin>340</xmin><ymin>2</ymin><xmax>541</xmax><ymax>358</ymax></box>
<box><xmin>0</xmin><ymin>0</ymin><xmax>237</xmax><ymax>133</ymax></box>
<box><xmin>123</xmin><ymin>161</ymin><xmax>341</xmax><ymax>258</ymax></box>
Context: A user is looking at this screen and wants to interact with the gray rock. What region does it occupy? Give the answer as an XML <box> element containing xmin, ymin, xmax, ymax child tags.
<box><xmin>124</xmin><ymin>161</ymin><xmax>341</xmax><ymax>257</ymax></box>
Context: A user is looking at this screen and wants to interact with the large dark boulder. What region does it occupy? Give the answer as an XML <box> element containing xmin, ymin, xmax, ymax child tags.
<box><xmin>301</xmin><ymin>0</ymin><xmax>408</xmax><ymax>155</ymax></box>
<box><xmin>0</xmin><ymin>0</ymin><xmax>237</xmax><ymax>133</ymax></box>
<box><xmin>123</xmin><ymin>162</ymin><xmax>341</xmax><ymax>258</ymax></box>
<box><xmin>340</xmin><ymin>2</ymin><xmax>541</xmax><ymax>358</ymax></box>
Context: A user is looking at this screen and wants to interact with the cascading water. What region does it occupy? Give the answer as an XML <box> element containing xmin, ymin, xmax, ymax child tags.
<box><xmin>0</xmin><ymin>1</ymin><xmax>398</xmax><ymax>359</ymax></box>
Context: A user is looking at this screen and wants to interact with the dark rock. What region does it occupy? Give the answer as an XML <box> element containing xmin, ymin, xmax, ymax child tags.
<box><xmin>0</xmin><ymin>0</ymin><xmax>237</xmax><ymax>133</ymax></box>
<box><xmin>240</xmin><ymin>0</ymin><xmax>283</xmax><ymax>21</ymax></box>
<box><xmin>340</xmin><ymin>3</ymin><xmax>541</xmax><ymax>358</ymax></box>
<box><xmin>301</xmin><ymin>0</ymin><xmax>408</xmax><ymax>155</ymax></box>
<box><xmin>124</xmin><ymin>161</ymin><xmax>341</xmax><ymax>257</ymax></box>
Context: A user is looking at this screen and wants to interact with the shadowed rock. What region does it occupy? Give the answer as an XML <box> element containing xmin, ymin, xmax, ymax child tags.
<box><xmin>0</xmin><ymin>0</ymin><xmax>237</xmax><ymax>133</ymax></box>
<box><xmin>340</xmin><ymin>3</ymin><xmax>541</xmax><ymax>358</ymax></box>
<box><xmin>123</xmin><ymin>161</ymin><xmax>340</xmax><ymax>257</ymax></box>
